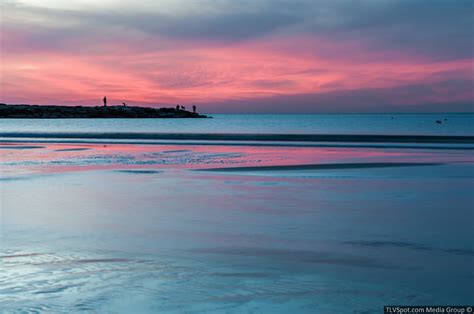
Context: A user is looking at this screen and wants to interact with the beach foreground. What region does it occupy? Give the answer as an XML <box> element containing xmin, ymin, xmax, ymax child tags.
<box><xmin>1</xmin><ymin>141</ymin><xmax>473</xmax><ymax>312</ymax></box>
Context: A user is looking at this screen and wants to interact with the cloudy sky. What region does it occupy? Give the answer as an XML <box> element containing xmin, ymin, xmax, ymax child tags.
<box><xmin>1</xmin><ymin>0</ymin><xmax>472</xmax><ymax>112</ymax></box>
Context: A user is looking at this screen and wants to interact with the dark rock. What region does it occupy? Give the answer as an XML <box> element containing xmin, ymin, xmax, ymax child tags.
<box><xmin>0</xmin><ymin>104</ymin><xmax>208</xmax><ymax>119</ymax></box>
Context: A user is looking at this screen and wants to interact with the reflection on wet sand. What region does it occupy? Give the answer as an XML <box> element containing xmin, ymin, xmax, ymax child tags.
<box><xmin>1</xmin><ymin>141</ymin><xmax>471</xmax><ymax>177</ymax></box>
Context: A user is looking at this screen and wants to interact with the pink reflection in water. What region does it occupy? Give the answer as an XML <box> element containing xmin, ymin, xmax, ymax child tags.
<box><xmin>1</xmin><ymin>142</ymin><xmax>472</xmax><ymax>177</ymax></box>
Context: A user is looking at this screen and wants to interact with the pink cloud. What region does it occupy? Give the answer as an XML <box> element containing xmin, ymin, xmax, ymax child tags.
<box><xmin>1</xmin><ymin>29</ymin><xmax>472</xmax><ymax>111</ymax></box>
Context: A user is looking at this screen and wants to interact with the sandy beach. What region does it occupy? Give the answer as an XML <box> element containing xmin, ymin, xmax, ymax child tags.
<box><xmin>1</xmin><ymin>138</ymin><xmax>473</xmax><ymax>312</ymax></box>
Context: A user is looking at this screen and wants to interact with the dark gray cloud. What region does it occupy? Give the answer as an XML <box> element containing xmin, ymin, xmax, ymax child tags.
<box><xmin>312</xmin><ymin>0</ymin><xmax>474</xmax><ymax>60</ymax></box>
<box><xmin>200</xmin><ymin>79</ymin><xmax>474</xmax><ymax>113</ymax></box>
<box><xmin>129</xmin><ymin>10</ymin><xmax>300</xmax><ymax>41</ymax></box>
<box><xmin>2</xmin><ymin>0</ymin><xmax>473</xmax><ymax>60</ymax></box>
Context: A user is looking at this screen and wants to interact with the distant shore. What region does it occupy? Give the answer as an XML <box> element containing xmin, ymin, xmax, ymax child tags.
<box><xmin>0</xmin><ymin>104</ymin><xmax>208</xmax><ymax>118</ymax></box>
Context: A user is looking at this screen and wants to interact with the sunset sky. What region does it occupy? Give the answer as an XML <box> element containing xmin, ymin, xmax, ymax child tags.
<box><xmin>1</xmin><ymin>0</ymin><xmax>473</xmax><ymax>112</ymax></box>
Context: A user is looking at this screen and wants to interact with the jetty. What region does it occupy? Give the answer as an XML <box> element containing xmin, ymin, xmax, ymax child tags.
<box><xmin>0</xmin><ymin>104</ymin><xmax>208</xmax><ymax>118</ymax></box>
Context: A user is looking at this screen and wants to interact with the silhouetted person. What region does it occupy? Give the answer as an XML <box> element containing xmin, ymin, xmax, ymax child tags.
<box><xmin>103</xmin><ymin>96</ymin><xmax>107</xmax><ymax>108</ymax></box>
<box><xmin>123</xmin><ymin>102</ymin><xmax>127</xmax><ymax>107</ymax></box>
<box><xmin>193</xmin><ymin>105</ymin><xmax>196</xmax><ymax>113</ymax></box>
<box><xmin>176</xmin><ymin>105</ymin><xmax>180</xmax><ymax>111</ymax></box>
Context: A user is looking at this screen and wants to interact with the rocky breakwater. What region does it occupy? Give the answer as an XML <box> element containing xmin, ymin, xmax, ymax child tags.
<box><xmin>0</xmin><ymin>104</ymin><xmax>208</xmax><ymax>118</ymax></box>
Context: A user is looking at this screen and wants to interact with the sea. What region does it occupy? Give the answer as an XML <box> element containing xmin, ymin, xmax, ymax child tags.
<box><xmin>1</xmin><ymin>113</ymin><xmax>473</xmax><ymax>135</ymax></box>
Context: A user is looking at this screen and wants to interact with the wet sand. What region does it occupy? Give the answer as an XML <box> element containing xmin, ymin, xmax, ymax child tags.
<box><xmin>198</xmin><ymin>162</ymin><xmax>444</xmax><ymax>172</ymax></box>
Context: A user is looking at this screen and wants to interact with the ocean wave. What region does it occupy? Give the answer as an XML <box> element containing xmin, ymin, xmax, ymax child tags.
<box><xmin>1</xmin><ymin>132</ymin><xmax>474</xmax><ymax>144</ymax></box>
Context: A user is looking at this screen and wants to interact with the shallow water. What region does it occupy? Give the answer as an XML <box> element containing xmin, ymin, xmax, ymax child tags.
<box><xmin>1</xmin><ymin>142</ymin><xmax>473</xmax><ymax>312</ymax></box>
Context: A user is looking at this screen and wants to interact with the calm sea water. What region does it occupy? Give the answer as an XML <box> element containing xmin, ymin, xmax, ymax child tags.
<box><xmin>1</xmin><ymin>113</ymin><xmax>473</xmax><ymax>135</ymax></box>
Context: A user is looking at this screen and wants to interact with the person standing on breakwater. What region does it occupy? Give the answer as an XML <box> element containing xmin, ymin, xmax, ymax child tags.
<box><xmin>103</xmin><ymin>96</ymin><xmax>107</xmax><ymax>108</ymax></box>
<box><xmin>193</xmin><ymin>105</ymin><xmax>196</xmax><ymax>113</ymax></box>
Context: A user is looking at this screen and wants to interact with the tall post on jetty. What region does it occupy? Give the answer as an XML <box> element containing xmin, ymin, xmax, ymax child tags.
<box><xmin>103</xmin><ymin>96</ymin><xmax>107</xmax><ymax>108</ymax></box>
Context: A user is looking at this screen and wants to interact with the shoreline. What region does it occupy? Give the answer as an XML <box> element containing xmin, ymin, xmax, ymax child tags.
<box><xmin>2</xmin><ymin>139</ymin><xmax>474</xmax><ymax>150</ymax></box>
<box><xmin>1</xmin><ymin>132</ymin><xmax>473</xmax><ymax>143</ymax></box>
